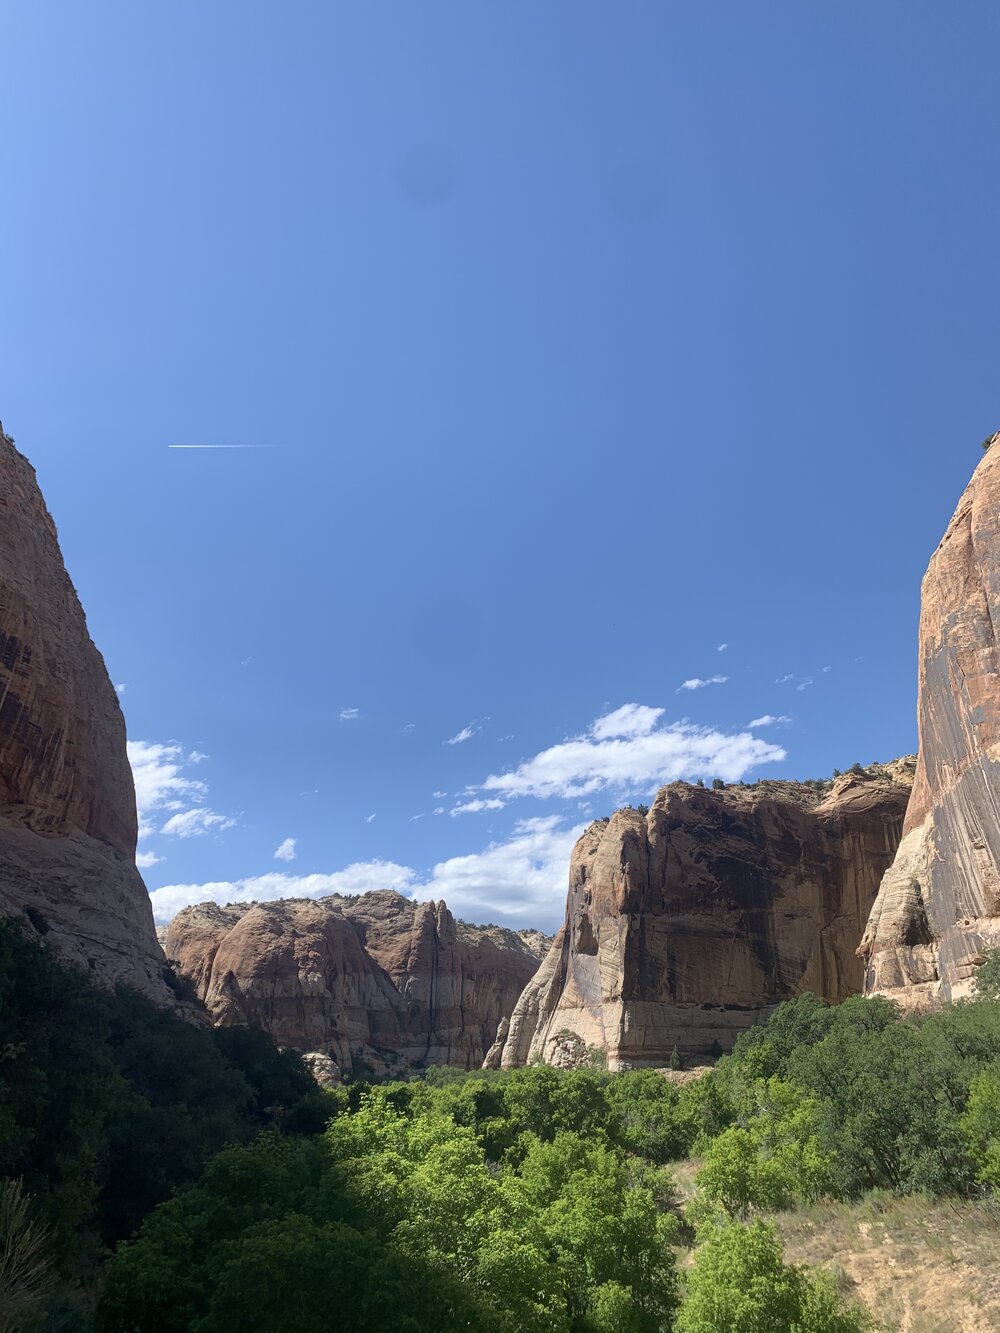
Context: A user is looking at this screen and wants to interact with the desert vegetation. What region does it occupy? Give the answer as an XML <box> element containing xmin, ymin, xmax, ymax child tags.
<box><xmin>6</xmin><ymin>920</ymin><xmax>1000</xmax><ymax>1329</ymax></box>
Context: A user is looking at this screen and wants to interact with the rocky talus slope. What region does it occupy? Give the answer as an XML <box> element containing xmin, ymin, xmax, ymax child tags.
<box><xmin>486</xmin><ymin>764</ymin><xmax>914</xmax><ymax>1070</ymax></box>
<box><xmin>163</xmin><ymin>891</ymin><xmax>551</xmax><ymax>1079</ymax></box>
<box><xmin>860</xmin><ymin>442</ymin><xmax>1000</xmax><ymax>1004</ymax></box>
<box><xmin>0</xmin><ymin>425</ymin><xmax>170</xmax><ymax>998</ymax></box>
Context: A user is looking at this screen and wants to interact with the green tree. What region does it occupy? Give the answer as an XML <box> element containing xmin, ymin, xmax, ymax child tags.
<box><xmin>676</xmin><ymin>1220</ymin><xmax>868</xmax><ymax>1333</ymax></box>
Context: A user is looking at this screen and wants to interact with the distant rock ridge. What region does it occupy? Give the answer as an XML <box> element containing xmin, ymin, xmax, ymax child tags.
<box><xmin>0</xmin><ymin>424</ymin><xmax>170</xmax><ymax>999</ymax></box>
<box><xmin>486</xmin><ymin>764</ymin><xmax>914</xmax><ymax>1070</ymax></box>
<box><xmin>163</xmin><ymin>890</ymin><xmax>551</xmax><ymax>1079</ymax></box>
<box><xmin>860</xmin><ymin>443</ymin><xmax>1000</xmax><ymax>1004</ymax></box>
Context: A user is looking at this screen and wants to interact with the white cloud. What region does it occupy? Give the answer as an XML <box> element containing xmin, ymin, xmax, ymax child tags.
<box><xmin>592</xmin><ymin>704</ymin><xmax>664</xmax><ymax>740</ymax></box>
<box><xmin>677</xmin><ymin>675</ymin><xmax>728</xmax><ymax>692</ymax></box>
<box><xmin>421</xmin><ymin>816</ymin><xmax>582</xmax><ymax>927</ymax></box>
<box><xmin>796</xmin><ymin>679</ymin><xmax>813</xmax><ymax>692</ymax></box>
<box><xmin>339</xmin><ymin>707</ymin><xmax>360</xmax><ymax>721</ymax></box>
<box><xmin>136</xmin><ymin>850</ymin><xmax>162</xmax><ymax>869</ymax></box>
<box><xmin>478</xmin><ymin>706</ymin><xmax>785</xmax><ymax>802</ymax></box>
<box><xmin>149</xmin><ymin>859</ymin><xmax>418</xmax><ymax>924</ymax></box>
<box><xmin>748</xmin><ymin>715</ymin><xmax>792</xmax><ymax>728</ymax></box>
<box><xmin>149</xmin><ymin>813</ymin><xmax>582</xmax><ymax>931</ymax></box>
<box><xmin>776</xmin><ymin>673</ymin><xmax>795</xmax><ymax>684</ymax></box>
<box><xmin>450</xmin><ymin>797</ymin><xmax>507</xmax><ymax>817</ymax></box>
<box><xmin>822</xmin><ymin>665</ymin><xmax>832</xmax><ymax>673</ymax></box>
<box><xmin>127</xmin><ymin>740</ymin><xmax>236</xmax><ymax>846</ymax></box>
<box><xmin>274</xmin><ymin>837</ymin><xmax>296</xmax><ymax>862</ymax></box>
<box><xmin>403</xmin><ymin>723</ymin><xmax>415</xmax><ymax>734</ymax></box>
<box><xmin>432</xmin><ymin>790</ymin><xmax>448</xmax><ymax>799</ymax></box>
<box><xmin>127</xmin><ymin>741</ymin><xmax>209</xmax><ymax>840</ymax></box>
<box><xmin>717</xmin><ymin>643</ymin><xmax>728</xmax><ymax>653</ymax></box>
<box><xmin>365</xmin><ymin>813</ymin><xmax>376</xmax><ymax>823</ymax></box>
<box><xmin>433</xmin><ymin>807</ymin><xmax>446</xmax><ymax>815</ymax></box>
<box><xmin>160</xmin><ymin>808</ymin><xmax>237</xmax><ymax>838</ymax></box>
<box><xmin>115</xmin><ymin>683</ymin><xmax>127</xmax><ymax>696</ymax></box>
<box><xmin>446</xmin><ymin>724</ymin><xmax>476</xmax><ymax>746</ymax></box>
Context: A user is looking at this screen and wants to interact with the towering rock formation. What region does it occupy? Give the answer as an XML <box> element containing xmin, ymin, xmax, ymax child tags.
<box><xmin>0</xmin><ymin>426</ymin><xmax>170</xmax><ymax>998</ymax></box>
<box><xmin>488</xmin><ymin>765</ymin><xmax>913</xmax><ymax>1070</ymax></box>
<box><xmin>163</xmin><ymin>890</ymin><xmax>551</xmax><ymax>1079</ymax></box>
<box><xmin>860</xmin><ymin>443</ymin><xmax>1000</xmax><ymax>1004</ymax></box>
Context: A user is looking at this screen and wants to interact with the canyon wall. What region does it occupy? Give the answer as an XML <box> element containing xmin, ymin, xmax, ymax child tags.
<box><xmin>0</xmin><ymin>426</ymin><xmax>170</xmax><ymax>998</ymax></box>
<box><xmin>488</xmin><ymin>765</ymin><xmax>913</xmax><ymax>1070</ymax></box>
<box><xmin>163</xmin><ymin>890</ymin><xmax>551</xmax><ymax>1080</ymax></box>
<box><xmin>860</xmin><ymin>442</ymin><xmax>1000</xmax><ymax>1004</ymax></box>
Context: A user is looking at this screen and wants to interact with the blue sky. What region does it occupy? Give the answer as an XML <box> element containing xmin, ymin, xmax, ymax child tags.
<box><xmin>3</xmin><ymin>2</ymin><xmax>999</xmax><ymax>930</ymax></box>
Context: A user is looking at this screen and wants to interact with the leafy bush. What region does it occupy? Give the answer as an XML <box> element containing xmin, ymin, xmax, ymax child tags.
<box><xmin>676</xmin><ymin>1219</ymin><xmax>869</xmax><ymax>1333</ymax></box>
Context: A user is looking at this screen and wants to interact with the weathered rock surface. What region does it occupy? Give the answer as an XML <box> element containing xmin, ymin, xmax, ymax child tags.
<box><xmin>488</xmin><ymin>765</ymin><xmax>914</xmax><ymax>1070</ymax></box>
<box><xmin>163</xmin><ymin>891</ymin><xmax>551</xmax><ymax>1077</ymax></box>
<box><xmin>860</xmin><ymin>443</ymin><xmax>1000</xmax><ymax>1005</ymax></box>
<box><xmin>0</xmin><ymin>425</ymin><xmax>170</xmax><ymax>998</ymax></box>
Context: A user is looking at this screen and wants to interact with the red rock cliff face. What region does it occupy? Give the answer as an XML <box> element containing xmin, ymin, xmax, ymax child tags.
<box><xmin>860</xmin><ymin>444</ymin><xmax>1000</xmax><ymax>1004</ymax></box>
<box><xmin>488</xmin><ymin>766</ymin><xmax>913</xmax><ymax>1070</ymax></box>
<box><xmin>0</xmin><ymin>427</ymin><xmax>169</xmax><ymax>998</ymax></box>
<box><xmin>163</xmin><ymin>890</ymin><xmax>551</xmax><ymax>1079</ymax></box>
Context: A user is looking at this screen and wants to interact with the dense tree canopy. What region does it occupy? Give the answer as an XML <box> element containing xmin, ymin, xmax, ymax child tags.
<box><xmin>8</xmin><ymin>919</ymin><xmax>1000</xmax><ymax>1331</ymax></box>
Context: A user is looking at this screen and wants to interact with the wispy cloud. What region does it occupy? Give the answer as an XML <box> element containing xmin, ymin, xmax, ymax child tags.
<box><xmin>717</xmin><ymin>643</ymin><xmax>728</xmax><ymax>653</ymax></box>
<box><xmin>274</xmin><ymin>838</ymin><xmax>296</xmax><ymax>863</ymax></box>
<box><xmin>160</xmin><ymin>808</ymin><xmax>237</xmax><ymax>839</ymax></box>
<box><xmin>796</xmin><ymin>679</ymin><xmax>813</xmax><ymax>692</ymax></box>
<box><xmin>450</xmin><ymin>797</ymin><xmax>507</xmax><ymax>817</ymax></box>
<box><xmin>748</xmin><ymin>715</ymin><xmax>792</xmax><ymax>728</ymax></box>
<box><xmin>149</xmin><ymin>817</ymin><xmax>583</xmax><ymax>931</ymax></box>
<box><xmin>114</xmin><ymin>683</ymin><xmax>127</xmax><ymax>696</ymax></box>
<box><xmin>776</xmin><ymin>673</ymin><xmax>795</xmax><ymax>684</ymax></box>
<box><xmin>365</xmin><ymin>813</ymin><xmax>376</xmax><ymax>823</ymax></box>
<box><xmin>446</xmin><ymin>723</ymin><xmax>477</xmax><ymax>746</ymax></box>
<box><xmin>677</xmin><ymin>675</ymin><xmax>728</xmax><ymax>692</ymax></box>
<box><xmin>339</xmin><ymin>707</ymin><xmax>360</xmax><ymax>721</ymax></box>
<box><xmin>127</xmin><ymin>740</ymin><xmax>235</xmax><ymax>845</ymax></box>
<box><xmin>476</xmin><ymin>703</ymin><xmax>784</xmax><ymax>803</ymax></box>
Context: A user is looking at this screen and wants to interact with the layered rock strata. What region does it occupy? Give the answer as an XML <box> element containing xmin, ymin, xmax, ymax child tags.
<box><xmin>0</xmin><ymin>425</ymin><xmax>170</xmax><ymax>998</ymax></box>
<box><xmin>488</xmin><ymin>765</ymin><xmax>913</xmax><ymax>1069</ymax></box>
<box><xmin>163</xmin><ymin>891</ymin><xmax>551</xmax><ymax>1079</ymax></box>
<box><xmin>860</xmin><ymin>443</ymin><xmax>1000</xmax><ymax>1004</ymax></box>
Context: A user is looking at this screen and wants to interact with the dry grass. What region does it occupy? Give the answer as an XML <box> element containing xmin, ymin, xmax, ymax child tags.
<box><xmin>666</xmin><ymin>1157</ymin><xmax>1000</xmax><ymax>1328</ymax></box>
<box><xmin>773</xmin><ymin>1193</ymin><xmax>1000</xmax><ymax>1333</ymax></box>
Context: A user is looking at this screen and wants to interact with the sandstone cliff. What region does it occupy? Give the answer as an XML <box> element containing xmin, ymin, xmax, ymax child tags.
<box><xmin>860</xmin><ymin>443</ymin><xmax>1000</xmax><ymax>1004</ymax></box>
<box><xmin>0</xmin><ymin>426</ymin><xmax>170</xmax><ymax>998</ymax></box>
<box><xmin>163</xmin><ymin>890</ymin><xmax>551</xmax><ymax>1079</ymax></box>
<box><xmin>488</xmin><ymin>765</ymin><xmax>913</xmax><ymax>1070</ymax></box>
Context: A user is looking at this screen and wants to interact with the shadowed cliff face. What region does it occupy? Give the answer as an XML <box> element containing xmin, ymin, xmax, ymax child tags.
<box><xmin>860</xmin><ymin>444</ymin><xmax>1000</xmax><ymax>1004</ymax></box>
<box><xmin>163</xmin><ymin>890</ymin><xmax>551</xmax><ymax>1079</ymax></box>
<box><xmin>487</xmin><ymin>766</ymin><xmax>913</xmax><ymax>1070</ymax></box>
<box><xmin>0</xmin><ymin>427</ymin><xmax>170</xmax><ymax>999</ymax></box>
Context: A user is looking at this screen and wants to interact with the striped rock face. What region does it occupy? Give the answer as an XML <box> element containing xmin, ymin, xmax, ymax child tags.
<box><xmin>163</xmin><ymin>890</ymin><xmax>551</xmax><ymax>1078</ymax></box>
<box><xmin>860</xmin><ymin>443</ymin><xmax>1000</xmax><ymax>1006</ymax></box>
<box><xmin>0</xmin><ymin>427</ymin><xmax>170</xmax><ymax>1000</ymax></box>
<box><xmin>488</xmin><ymin>765</ymin><xmax>913</xmax><ymax>1070</ymax></box>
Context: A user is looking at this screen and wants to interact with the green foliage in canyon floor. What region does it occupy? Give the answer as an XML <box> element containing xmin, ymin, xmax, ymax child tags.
<box><xmin>7</xmin><ymin>918</ymin><xmax>1000</xmax><ymax>1330</ymax></box>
